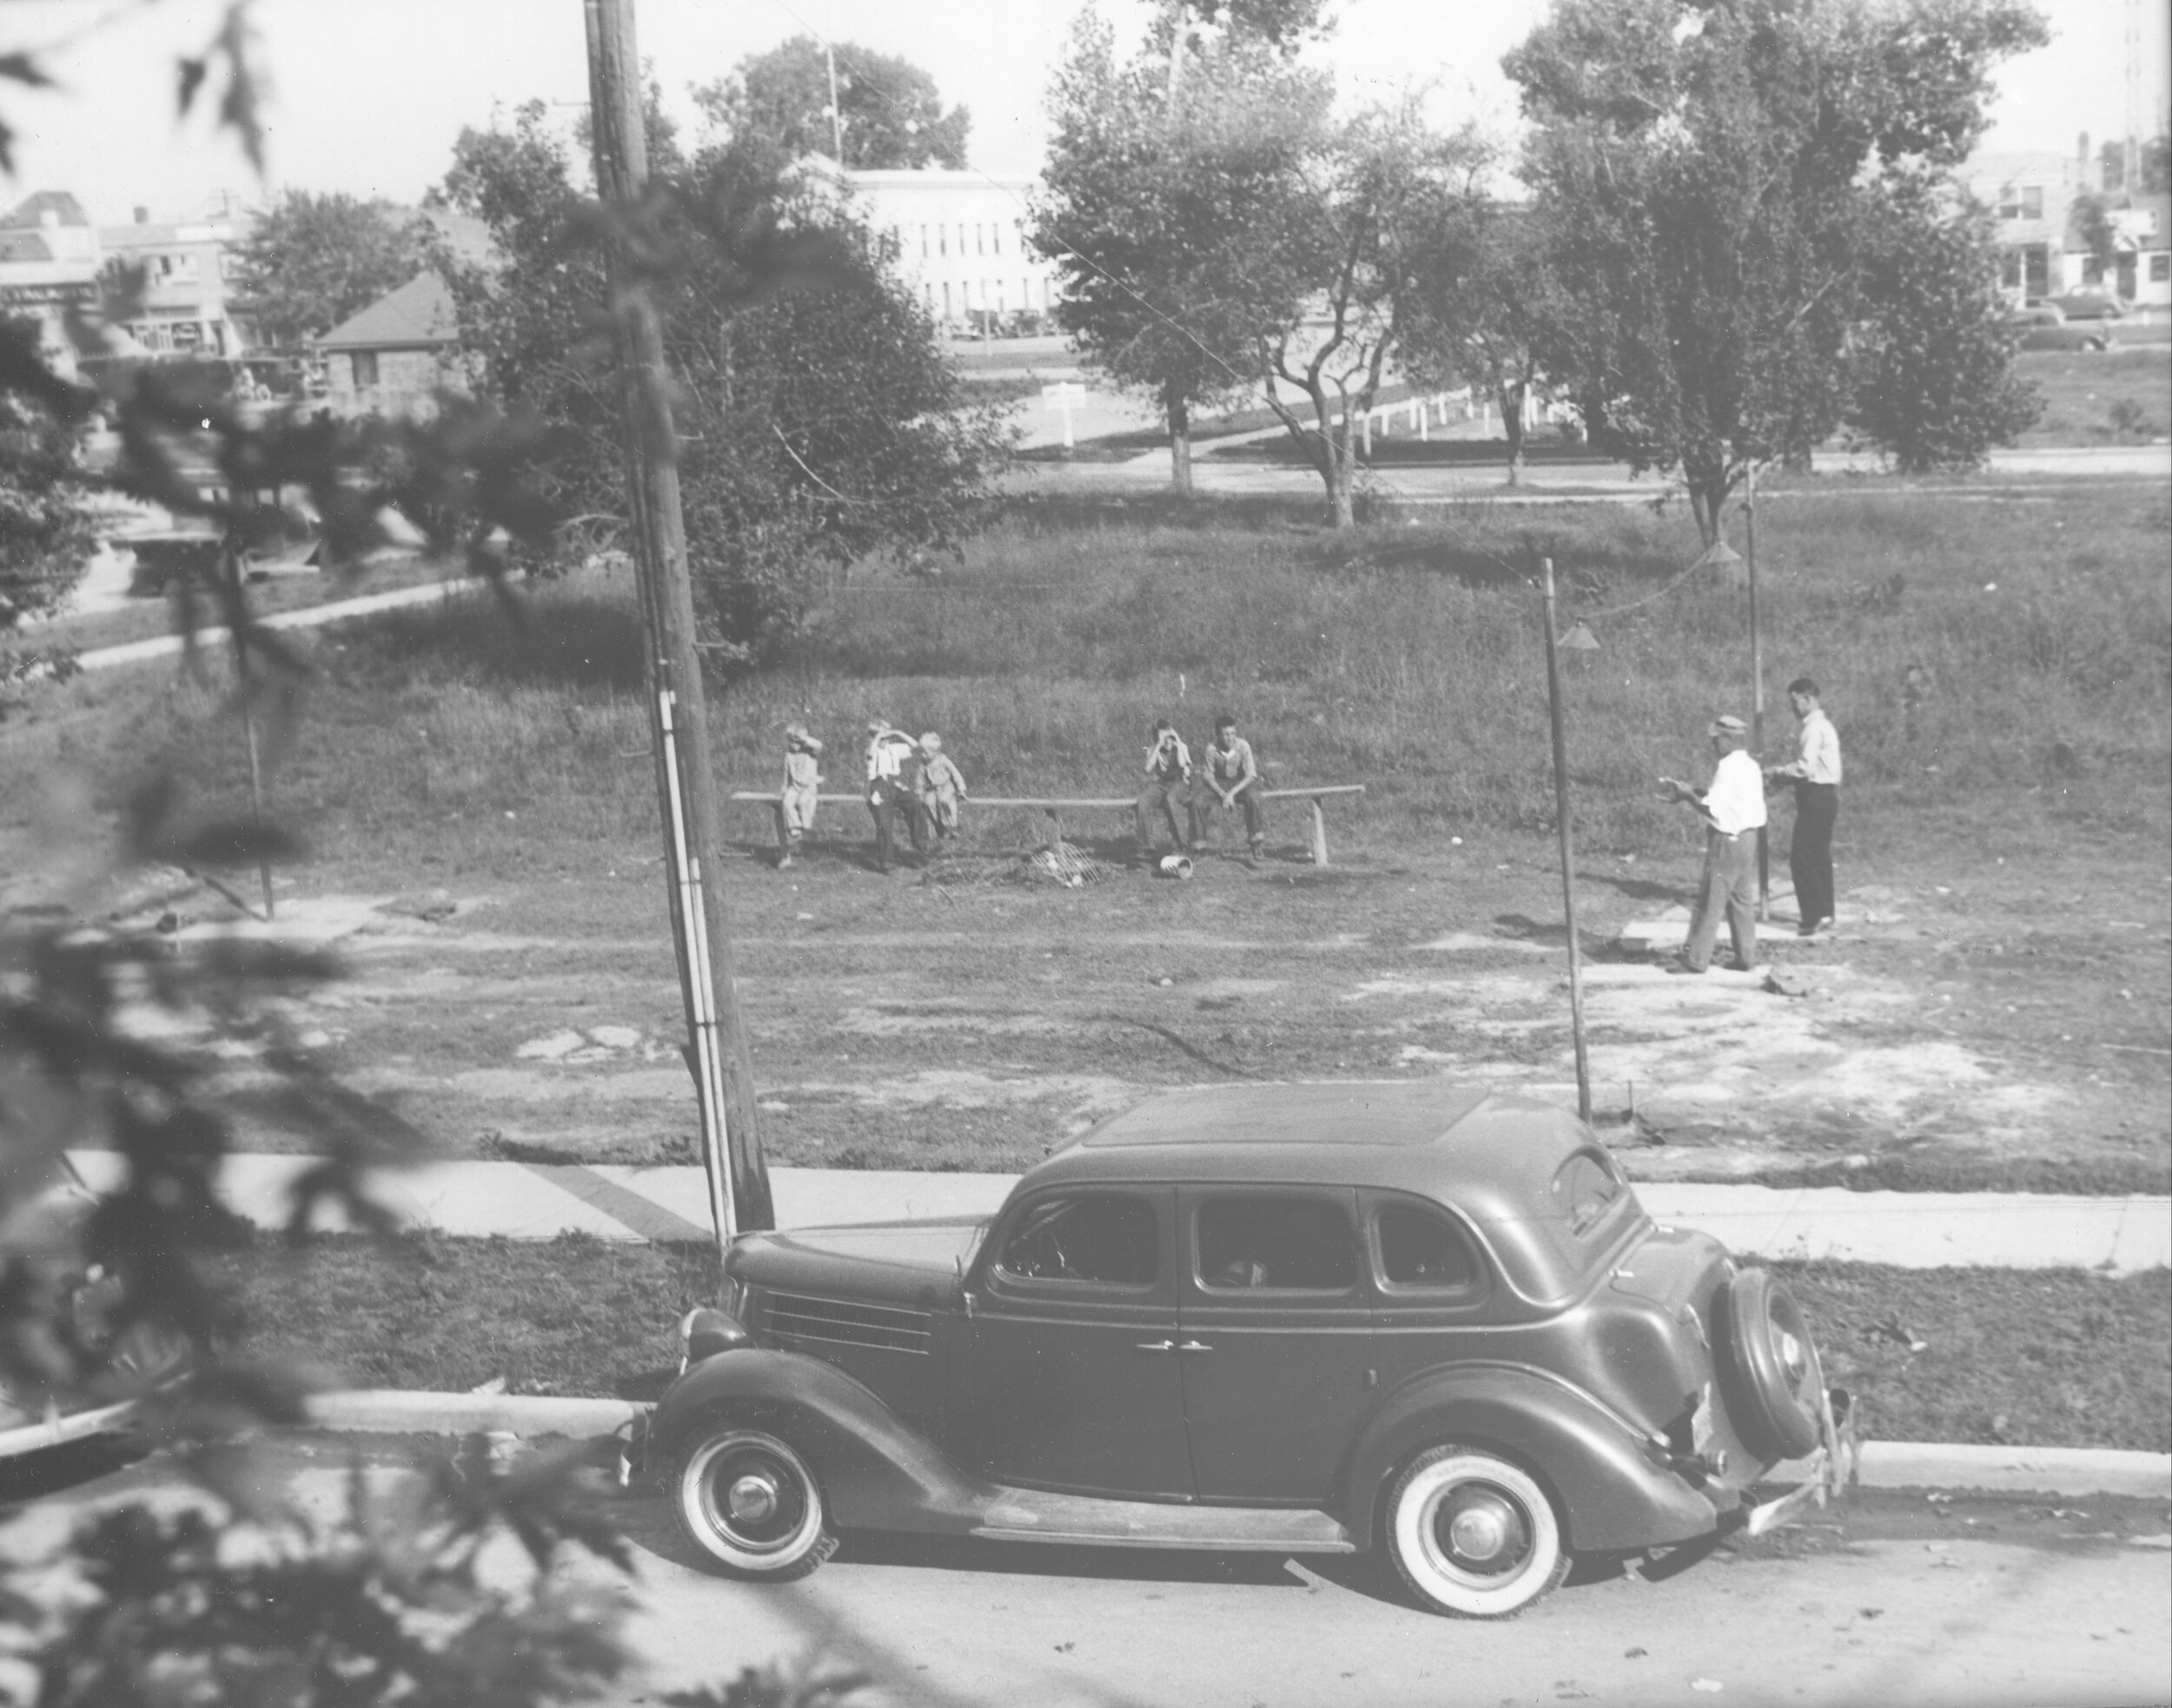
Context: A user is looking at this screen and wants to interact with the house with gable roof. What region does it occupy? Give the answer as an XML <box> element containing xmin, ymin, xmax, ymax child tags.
<box><xmin>314</xmin><ymin>271</ymin><xmax>465</xmax><ymax>418</ymax></box>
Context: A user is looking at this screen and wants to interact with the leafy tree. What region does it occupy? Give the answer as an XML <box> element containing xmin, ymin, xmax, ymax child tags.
<box><xmin>1397</xmin><ymin>190</ymin><xmax>1570</xmax><ymax>485</ymax></box>
<box><xmin>1506</xmin><ymin>0</ymin><xmax>2049</xmax><ymax>540</ymax></box>
<box><xmin>0</xmin><ymin>10</ymin><xmax>897</xmax><ymax>1703</ymax></box>
<box><xmin>0</xmin><ymin>325</ymin><xmax>96</xmax><ymax>635</ymax></box>
<box><xmin>693</xmin><ymin>36</ymin><xmax>969</xmax><ymax>171</ymax></box>
<box><xmin>229</xmin><ymin>189</ymin><xmax>424</xmax><ymax>348</ymax></box>
<box><xmin>1258</xmin><ymin>104</ymin><xmax>1478</xmax><ymax>529</ymax></box>
<box><xmin>1034</xmin><ymin>8</ymin><xmax>1328</xmax><ymax>494</ymax></box>
<box><xmin>1847</xmin><ymin>172</ymin><xmax>2039</xmax><ymax>471</ymax></box>
<box><xmin>434</xmin><ymin>103</ymin><xmax>1004</xmax><ymax>668</ymax></box>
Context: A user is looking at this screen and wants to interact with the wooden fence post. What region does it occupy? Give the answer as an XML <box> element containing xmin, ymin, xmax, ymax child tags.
<box><xmin>1309</xmin><ymin>796</ymin><xmax>1329</xmax><ymax>866</ymax></box>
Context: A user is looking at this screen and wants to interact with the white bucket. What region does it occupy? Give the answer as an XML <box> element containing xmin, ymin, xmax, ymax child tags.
<box><xmin>1157</xmin><ymin>853</ymin><xmax>1195</xmax><ymax>879</ymax></box>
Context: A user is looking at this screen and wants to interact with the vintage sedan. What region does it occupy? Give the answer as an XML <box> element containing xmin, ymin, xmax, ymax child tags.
<box><xmin>639</xmin><ymin>1082</ymin><xmax>1851</xmax><ymax>1617</ymax></box>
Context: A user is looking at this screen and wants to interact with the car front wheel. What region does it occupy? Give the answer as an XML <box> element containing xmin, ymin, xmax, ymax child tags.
<box><xmin>1385</xmin><ymin>1447</ymin><xmax>1570</xmax><ymax>1618</ymax></box>
<box><xmin>673</xmin><ymin>1424</ymin><xmax>838</xmax><ymax>1579</ymax></box>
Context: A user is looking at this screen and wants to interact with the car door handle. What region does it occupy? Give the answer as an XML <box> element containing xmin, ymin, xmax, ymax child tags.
<box><xmin>1176</xmin><ymin>1340</ymin><xmax>1213</xmax><ymax>1354</ymax></box>
<box><xmin>1135</xmin><ymin>1339</ymin><xmax>1175</xmax><ymax>1354</ymax></box>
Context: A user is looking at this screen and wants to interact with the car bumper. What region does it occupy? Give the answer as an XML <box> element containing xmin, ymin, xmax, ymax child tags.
<box><xmin>1738</xmin><ymin>1385</ymin><xmax>1857</xmax><ymax>1539</ymax></box>
<box><xmin>0</xmin><ymin>1397</ymin><xmax>139</xmax><ymax>1462</ymax></box>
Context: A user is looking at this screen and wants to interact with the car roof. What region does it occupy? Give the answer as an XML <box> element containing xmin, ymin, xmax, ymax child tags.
<box><xmin>1026</xmin><ymin>1080</ymin><xmax>1604</xmax><ymax>1215</ymax></box>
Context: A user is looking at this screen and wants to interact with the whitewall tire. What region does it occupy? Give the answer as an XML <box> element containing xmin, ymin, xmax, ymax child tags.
<box><xmin>1386</xmin><ymin>1447</ymin><xmax>1570</xmax><ymax>1618</ymax></box>
<box><xmin>672</xmin><ymin>1426</ymin><xmax>838</xmax><ymax>1579</ymax></box>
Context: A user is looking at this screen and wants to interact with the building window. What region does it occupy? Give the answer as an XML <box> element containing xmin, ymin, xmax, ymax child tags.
<box><xmin>353</xmin><ymin>350</ymin><xmax>380</xmax><ymax>387</ymax></box>
<box><xmin>1997</xmin><ymin>184</ymin><xmax>2044</xmax><ymax>221</ymax></box>
<box><xmin>919</xmin><ymin>225</ymin><xmax>928</xmax><ymax>258</ymax></box>
<box><xmin>938</xmin><ymin>225</ymin><xmax>947</xmax><ymax>256</ymax></box>
<box><xmin>2152</xmin><ymin>254</ymin><xmax>2169</xmax><ymax>283</ymax></box>
<box><xmin>2082</xmin><ymin>255</ymin><xmax>2104</xmax><ymax>283</ymax></box>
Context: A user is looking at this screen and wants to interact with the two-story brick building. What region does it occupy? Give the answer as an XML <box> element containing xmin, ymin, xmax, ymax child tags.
<box><xmin>96</xmin><ymin>194</ymin><xmax>255</xmax><ymax>356</ymax></box>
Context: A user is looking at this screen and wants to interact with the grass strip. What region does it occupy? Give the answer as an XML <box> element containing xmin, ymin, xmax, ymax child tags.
<box><xmin>208</xmin><ymin>1233</ymin><xmax>2170</xmax><ymax>1454</ymax></box>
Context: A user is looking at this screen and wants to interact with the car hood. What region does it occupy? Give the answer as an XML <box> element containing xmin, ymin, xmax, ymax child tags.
<box><xmin>730</xmin><ymin>1217</ymin><xmax>990</xmax><ymax>1308</ymax></box>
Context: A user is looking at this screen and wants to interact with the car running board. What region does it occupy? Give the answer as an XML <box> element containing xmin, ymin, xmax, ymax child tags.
<box><xmin>974</xmin><ymin>1489</ymin><xmax>1357</xmax><ymax>1553</ymax></box>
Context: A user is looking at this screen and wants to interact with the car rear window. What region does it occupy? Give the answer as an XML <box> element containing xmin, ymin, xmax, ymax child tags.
<box><xmin>1549</xmin><ymin>1149</ymin><xmax>1627</xmax><ymax>1242</ymax></box>
<box><xmin>997</xmin><ymin>1194</ymin><xmax>1157</xmax><ymax>1286</ymax></box>
<box><xmin>1196</xmin><ymin>1195</ymin><xmax>1356</xmax><ymax>1292</ymax></box>
<box><xmin>1375</xmin><ymin>1203</ymin><xmax>1480</xmax><ymax>1294</ymax></box>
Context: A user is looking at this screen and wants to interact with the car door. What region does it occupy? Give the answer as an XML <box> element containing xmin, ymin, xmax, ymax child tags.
<box><xmin>963</xmin><ymin>1186</ymin><xmax>1194</xmax><ymax>1499</ymax></box>
<box><xmin>1174</xmin><ymin>1185</ymin><xmax>1372</xmax><ymax>1504</ymax></box>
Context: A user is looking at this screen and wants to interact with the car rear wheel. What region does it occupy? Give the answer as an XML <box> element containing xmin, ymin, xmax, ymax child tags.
<box><xmin>672</xmin><ymin>1424</ymin><xmax>838</xmax><ymax>1579</ymax></box>
<box><xmin>1718</xmin><ymin>1267</ymin><xmax>1825</xmax><ymax>1461</ymax></box>
<box><xmin>1385</xmin><ymin>1447</ymin><xmax>1569</xmax><ymax>1618</ymax></box>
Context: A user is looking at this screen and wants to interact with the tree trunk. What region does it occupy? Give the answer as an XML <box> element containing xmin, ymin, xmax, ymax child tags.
<box><xmin>1501</xmin><ymin>381</ymin><xmax>1526</xmax><ymax>487</ymax></box>
<box><xmin>1165</xmin><ymin>384</ymin><xmax>1193</xmax><ymax>497</ymax></box>
<box><xmin>1327</xmin><ymin>418</ymin><xmax>1355</xmax><ymax>529</ymax></box>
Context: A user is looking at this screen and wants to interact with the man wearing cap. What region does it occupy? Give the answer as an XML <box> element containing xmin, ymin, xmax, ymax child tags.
<box><xmin>915</xmin><ymin>732</ymin><xmax>970</xmax><ymax>849</ymax></box>
<box><xmin>1765</xmin><ymin>677</ymin><xmax>1842</xmax><ymax>937</ymax></box>
<box><xmin>864</xmin><ymin>719</ymin><xmax>925</xmax><ymax>872</ymax></box>
<box><xmin>776</xmin><ymin>722</ymin><xmax>824</xmax><ymax>870</ymax></box>
<box><xmin>1659</xmin><ymin>714</ymin><xmax>1765</xmax><ymax>974</ymax></box>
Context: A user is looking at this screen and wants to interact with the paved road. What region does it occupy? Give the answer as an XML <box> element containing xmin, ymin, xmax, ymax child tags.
<box><xmin>10</xmin><ymin>1440</ymin><xmax>2166</xmax><ymax>1708</ymax></box>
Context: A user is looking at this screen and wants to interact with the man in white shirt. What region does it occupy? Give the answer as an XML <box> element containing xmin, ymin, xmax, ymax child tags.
<box><xmin>1659</xmin><ymin>713</ymin><xmax>1766</xmax><ymax>974</ymax></box>
<box><xmin>1766</xmin><ymin>676</ymin><xmax>1842</xmax><ymax>937</ymax></box>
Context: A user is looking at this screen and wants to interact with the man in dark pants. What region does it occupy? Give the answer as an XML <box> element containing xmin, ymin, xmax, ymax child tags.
<box><xmin>1191</xmin><ymin>712</ymin><xmax>1267</xmax><ymax>859</ymax></box>
<box><xmin>1766</xmin><ymin>677</ymin><xmax>1842</xmax><ymax>936</ymax></box>
<box><xmin>864</xmin><ymin>720</ymin><xmax>925</xmax><ymax>873</ymax></box>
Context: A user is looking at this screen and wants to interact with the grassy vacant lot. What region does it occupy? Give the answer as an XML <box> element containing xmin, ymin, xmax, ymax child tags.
<box><xmin>3</xmin><ymin>481</ymin><xmax>2165</xmax><ymax>1191</ymax></box>
<box><xmin>210</xmin><ymin>1231</ymin><xmax>2172</xmax><ymax>1454</ymax></box>
<box><xmin>2014</xmin><ymin>345</ymin><xmax>2172</xmax><ymax>447</ymax></box>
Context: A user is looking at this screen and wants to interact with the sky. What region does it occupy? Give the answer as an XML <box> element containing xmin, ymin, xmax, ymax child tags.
<box><xmin>0</xmin><ymin>0</ymin><xmax>2163</xmax><ymax>226</ymax></box>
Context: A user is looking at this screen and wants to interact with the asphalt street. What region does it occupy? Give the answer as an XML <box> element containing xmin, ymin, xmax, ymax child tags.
<box><xmin>6</xmin><ymin>1439</ymin><xmax>2165</xmax><ymax>1708</ymax></box>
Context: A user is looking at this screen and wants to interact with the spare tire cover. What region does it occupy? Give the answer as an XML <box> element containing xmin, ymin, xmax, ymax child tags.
<box><xmin>1717</xmin><ymin>1267</ymin><xmax>1824</xmax><ymax>1463</ymax></box>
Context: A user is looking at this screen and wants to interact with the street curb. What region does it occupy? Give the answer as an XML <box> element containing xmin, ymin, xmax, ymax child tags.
<box><xmin>306</xmin><ymin>1391</ymin><xmax>2170</xmax><ymax>1499</ymax></box>
<box><xmin>305</xmin><ymin>1390</ymin><xmax>640</xmax><ymax>1439</ymax></box>
<box><xmin>1774</xmin><ymin>1440</ymin><xmax>2172</xmax><ymax>1500</ymax></box>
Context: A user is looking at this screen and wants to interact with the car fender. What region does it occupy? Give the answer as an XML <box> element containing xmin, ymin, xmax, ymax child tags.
<box><xmin>1341</xmin><ymin>1362</ymin><xmax>1723</xmax><ymax>1554</ymax></box>
<box><xmin>650</xmin><ymin>1346</ymin><xmax>995</xmax><ymax>1535</ymax></box>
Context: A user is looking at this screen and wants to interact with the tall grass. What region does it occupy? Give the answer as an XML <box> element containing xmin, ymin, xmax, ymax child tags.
<box><xmin>19</xmin><ymin>484</ymin><xmax>2165</xmax><ymax>864</ymax></box>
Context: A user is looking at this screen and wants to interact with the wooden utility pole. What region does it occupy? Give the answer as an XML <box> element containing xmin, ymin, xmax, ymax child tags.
<box><xmin>585</xmin><ymin>0</ymin><xmax>773</xmax><ymax>1240</ymax></box>
<box><xmin>1540</xmin><ymin>559</ymin><xmax>1593</xmax><ymax>1122</ymax></box>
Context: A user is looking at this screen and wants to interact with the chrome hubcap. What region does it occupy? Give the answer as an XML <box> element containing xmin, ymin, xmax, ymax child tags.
<box><xmin>1436</xmin><ymin>1486</ymin><xmax>1527</xmax><ymax>1572</ymax></box>
<box><xmin>727</xmin><ymin>1472</ymin><xmax>780</xmax><ymax>1524</ymax></box>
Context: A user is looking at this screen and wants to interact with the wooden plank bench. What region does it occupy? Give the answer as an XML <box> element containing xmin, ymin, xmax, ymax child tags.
<box><xmin>729</xmin><ymin>784</ymin><xmax>1366</xmax><ymax>865</ymax></box>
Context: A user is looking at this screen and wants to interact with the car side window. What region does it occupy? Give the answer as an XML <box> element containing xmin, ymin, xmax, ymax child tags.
<box><xmin>1551</xmin><ymin>1150</ymin><xmax>1626</xmax><ymax>1241</ymax></box>
<box><xmin>1196</xmin><ymin>1195</ymin><xmax>1355</xmax><ymax>1292</ymax></box>
<box><xmin>996</xmin><ymin>1194</ymin><xmax>1157</xmax><ymax>1286</ymax></box>
<box><xmin>1375</xmin><ymin>1203</ymin><xmax>1480</xmax><ymax>1294</ymax></box>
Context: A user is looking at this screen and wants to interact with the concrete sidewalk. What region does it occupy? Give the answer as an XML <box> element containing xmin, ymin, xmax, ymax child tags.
<box><xmin>55</xmin><ymin>1151</ymin><xmax>2172</xmax><ymax>1273</ymax></box>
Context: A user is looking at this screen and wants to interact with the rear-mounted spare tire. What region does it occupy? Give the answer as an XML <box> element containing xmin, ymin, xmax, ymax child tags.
<box><xmin>1716</xmin><ymin>1267</ymin><xmax>1824</xmax><ymax>1462</ymax></box>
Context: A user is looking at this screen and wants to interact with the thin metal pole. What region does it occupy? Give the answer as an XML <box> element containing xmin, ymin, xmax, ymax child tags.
<box><xmin>243</xmin><ymin>708</ymin><xmax>274</xmax><ymax>921</ymax></box>
<box><xmin>1747</xmin><ymin>461</ymin><xmax>1768</xmax><ymax>917</ymax></box>
<box><xmin>1540</xmin><ymin>558</ymin><xmax>1592</xmax><ymax>1122</ymax></box>
<box><xmin>659</xmin><ymin>690</ymin><xmax>733</xmax><ymax>1247</ymax></box>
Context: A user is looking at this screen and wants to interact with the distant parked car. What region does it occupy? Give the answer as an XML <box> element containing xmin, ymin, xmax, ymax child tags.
<box><xmin>2005</xmin><ymin>311</ymin><xmax>2113</xmax><ymax>352</ymax></box>
<box><xmin>2043</xmin><ymin>291</ymin><xmax>2127</xmax><ymax>321</ymax></box>
<box><xmin>637</xmin><ymin>1081</ymin><xmax>1854</xmax><ymax>1619</ymax></box>
<box><xmin>2010</xmin><ymin>302</ymin><xmax>2066</xmax><ymax>326</ymax></box>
